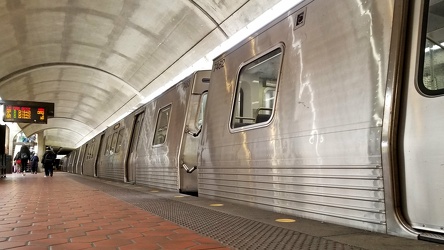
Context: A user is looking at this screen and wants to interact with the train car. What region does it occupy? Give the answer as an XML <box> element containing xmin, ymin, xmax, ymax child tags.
<box><xmin>75</xmin><ymin>144</ymin><xmax>87</xmax><ymax>174</ymax></box>
<box><xmin>129</xmin><ymin>71</ymin><xmax>210</xmax><ymax>193</ymax></box>
<box><xmin>60</xmin><ymin>155</ymin><xmax>68</xmax><ymax>172</ymax></box>
<box><xmin>66</xmin><ymin>147</ymin><xmax>79</xmax><ymax>173</ymax></box>
<box><xmin>73</xmin><ymin>70</ymin><xmax>210</xmax><ymax>193</ymax></box>
<box><xmin>199</xmin><ymin>0</ymin><xmax>443</xmax><ymax>241</ymax></box>
<box><xmin>78</xmin><ymin>132</ymin><xmax>104</xmax><ymax>177</ymax></box>
<box><xmin>95</xmin><ymin>119</ymin><xmax>128</xmax><ymax>181</ymax></box>
<box><xmin>66</xmin><ymin>0</ymin><xmax>443</xmax><ymax>241</ymax></box>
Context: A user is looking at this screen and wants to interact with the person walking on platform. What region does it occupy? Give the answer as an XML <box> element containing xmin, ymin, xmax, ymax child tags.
<box><xmin>30</xmin><ymin>152</ymin><xmax>39</xmax><ymax>174</ymax></box>
<box><xmin>13</xmin><ymin>152</ymin><xmax>21</xmax><ymax>173</ymax></box>
<box><xmin>19</xmin><ymin>145</ymin><xmax>31</xmax><ymax>176</ymax></box>
<box><xmin>42</xmin><ymin>147</ymin><xmax>56</xmax><ymax>177</ymax></box>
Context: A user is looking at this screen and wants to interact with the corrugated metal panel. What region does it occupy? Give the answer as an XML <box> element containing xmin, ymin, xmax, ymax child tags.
<box><xmin>200</xmin><ymin>0</ymin><xmax>393</xmax><ymax>232</ymax></box>
<box><xmin>134</xmin><ymin>79</ymin><xmax>191</xmax><ymax>190</ymax></box>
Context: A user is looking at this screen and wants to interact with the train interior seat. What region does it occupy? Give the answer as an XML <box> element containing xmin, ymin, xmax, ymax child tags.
<box><xmin>255</xmin><ymin>114</ymin><xmax>271</xmax><ymax>123</ymax></box>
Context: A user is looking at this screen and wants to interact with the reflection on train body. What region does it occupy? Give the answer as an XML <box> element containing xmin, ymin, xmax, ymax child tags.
<box><xmin>64</xmin><ymin>0</ymin><xmax>444</xmax><ymax>242</ymax></box>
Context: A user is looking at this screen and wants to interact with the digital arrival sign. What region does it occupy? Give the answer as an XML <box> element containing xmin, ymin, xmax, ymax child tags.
<box><xmin>2</xmin><ymin>101</ymin><xmax>54</xmax><ymax>124</ymax></box>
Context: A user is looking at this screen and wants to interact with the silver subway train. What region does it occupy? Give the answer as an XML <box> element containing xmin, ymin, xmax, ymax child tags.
<box><xmin>64</xmin><ymin>0</ymin><xmax>444</xmax><ymax>241</ymax></box>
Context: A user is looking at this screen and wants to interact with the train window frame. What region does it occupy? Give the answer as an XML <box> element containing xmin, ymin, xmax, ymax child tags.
<box><xmin>417</xmin><ymin>0</ymin><xmax>444</xmax><ymax>96</ymax></box>
<box><xmin>229</xmin><ymin>44</ymin><xmax>284</xmax><ymax>132</ymax></box>
<box><xmin>152</xmin><ymin>104</ymin><xmax>172</xmax><ymax>146</ymax></box>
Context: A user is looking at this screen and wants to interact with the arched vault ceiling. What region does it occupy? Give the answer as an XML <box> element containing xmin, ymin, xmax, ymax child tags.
<box><xmin>0</xmin><ymin>0</ymin><xmax>281</xmax><ymax>149</ymax></box>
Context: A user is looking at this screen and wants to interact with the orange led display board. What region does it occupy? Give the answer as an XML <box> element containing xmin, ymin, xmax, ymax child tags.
<box><xmin>2</xmin><ymin>101</ymin><xmax>54</xmax><ymax>124</ymax></box>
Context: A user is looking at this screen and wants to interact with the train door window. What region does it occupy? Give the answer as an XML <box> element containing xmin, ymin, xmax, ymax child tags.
<box><xmin>230</xmin><ymin>46</ymin><xmax>283</xmax><ymax>130</ymax></box>
<box><xmin>85</xmin><ymin>144</ymin><xmax>89</xmax><ymax>160</ymax></box>
<box><xmin>418</xmin><ymin>0</ymin><xmax>444</xmax><ymax>95</ymax></box>
<box><xmin>90</xmin><ymin>142</ymin><xmax>96</xmax><ymax>159</ymax></box>
<box><xmin>91</xmin><ymin>141</ymin><xmax>96</xmax><ymax>159</ymax></box>
<box><xmin>153</xmin><ymin>104</ymin><xmax>172</xmax><ymax>145</ymax></box>
<box><xmin>195</xmin><ymin>92</ymin><xmax>208</xmax><ymax>129</ymax></box>
<box><xmin>105</xmin><ymin>134</ymin><xmax>112</xmax><ymax>155</ymax></box>
<box><xmin>87</xmin><ymin>142</ymin><xmax>92</xmax><ymax>160</ymax></box>
<box><xmin>130</xmin><ymin>113</ymin><xmax>144</xmax><ymax>153</ymax></box>
<box><xmin>110</xmin><ymin>132</ymin><xmax>118</xmax><ymax>154</ymax></box>
<box><xmin>115</xmin><ymin>128</ymin><xmax>124</xmax><ymax>153</ymax></box>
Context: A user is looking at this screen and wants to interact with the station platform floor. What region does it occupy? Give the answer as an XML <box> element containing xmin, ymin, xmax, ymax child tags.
<box><xmin>0</xmin><ymin>172</ymin><xmax>443</xmax><ymax>250</ymax></box>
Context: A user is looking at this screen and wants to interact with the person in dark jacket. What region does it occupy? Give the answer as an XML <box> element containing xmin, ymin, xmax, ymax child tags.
<box><xmin>13</xmin><ymin>151</ymin><xmax>21</xmax><ymax>173</ymax></box>
<box><xmin>30</xmin><ymin>152</ymin><xmax>39</xmax><ymax>174</ymax></box>
<box><xmin>41</xmin><ymin>147</ymin><xmax>56</xmax><ymax>177</ymax></box>
<box><xmin>19</xmin><ymin>145</ymin><xmax>31</xmax><ymax>176</ymax></box>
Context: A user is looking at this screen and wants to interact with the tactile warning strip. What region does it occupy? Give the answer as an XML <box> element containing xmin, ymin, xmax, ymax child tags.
<box><xmin>71</xmin><ymin>176</ymin><xmax>363</xmax><ymax>250</ymax></box>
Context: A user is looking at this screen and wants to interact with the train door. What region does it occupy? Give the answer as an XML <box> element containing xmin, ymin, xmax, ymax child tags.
<box><xmin>80</xmin><ymin>144</ymin><xmax>88</xmax><ymax>175</ymax></box>
<box><xmin>67</xmin><ymin>150</ymin><xmax>75</xmax><ymax>173</ymax></box>
<box><xmin>179</xmin><ymin>73</ymin><xmax>210</xmax><ymax>195</ymax></box>
<box><xmin>73</xmin><ymin>148</ymin><xmax>81</xmax><ymax>174</ymax></box>
<box><xmin>399</xmin><ymin>0</ymin><xmax>444</xmax><ymax>236</ymax></box>
<box><xmin>126</xmin><ymin>112</ymin><xmax>144</xmax><ymax>183</ymax></box>
<box><xmin>94</xmin><ymin>134</ymin><xmax>105</xmax><ymax>177</ymax></box>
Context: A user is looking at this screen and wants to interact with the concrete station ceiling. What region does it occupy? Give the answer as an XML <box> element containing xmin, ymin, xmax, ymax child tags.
<box><xmin>0</xmin><ymin>0</ymin><xmax>282</xmax><ymax>152</ymax></box>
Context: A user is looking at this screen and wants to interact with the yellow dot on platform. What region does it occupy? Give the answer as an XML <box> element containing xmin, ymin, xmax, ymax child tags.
<box><xmin>210</xmin><ymin>204</ymin><xmax>224</xmax><ymax>207</ymax></box>
<box><xmin>275</xmin><ymin>219</ymin><xmax>296</xmax><ymax>223</ymax></box>
<box><xmin>150</xmin><ymin>190</ymin><xmax>159</xmax><ymax>193</ymax></box>
<box><xmin>174</xmin><ymin>195</ymin><xmax>184</xmax><ymax>198</ymax></box>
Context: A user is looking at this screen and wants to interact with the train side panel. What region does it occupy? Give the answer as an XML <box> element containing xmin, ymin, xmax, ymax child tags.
<box><xmin>96</xmin><ymin>119</ymin><xmax>131</xmax><ymax>182</ymax></box>
<box><xmin>77</xmin><ymin>140</ymin><xmax>93</xmax><ymax>175</ymax></box>
<box><xmin>61</xmin><ymin>155</ymin><xmax>68</xmax><ymax>172</ymax></box>
<box><xmin>74</xmin><ymin>145</ymin><xmax>86</xmax><ymax>174</ymax></box>
<box><xmin>133</xmin><ymin>78</ymin><xmax>191</xmax><ymax>191</ymax></box>
<box><xmin>200</xmin><ymin>0</ymin><xmax>395</xmax><ymax>232</ymax></box>
<box><xmin>81</xmin><ymin>133</ymin><xmax>104</xmax><ymax>177</ymax></box>
<box><xmin>68</xmin><ymin>148</ymin><xmax>79</xmax><ymax>173</ymax></box>
<box><xmin>179</xmin><ymin>71</ymin><xmax>211</xmax><ymax>193</ymax></box>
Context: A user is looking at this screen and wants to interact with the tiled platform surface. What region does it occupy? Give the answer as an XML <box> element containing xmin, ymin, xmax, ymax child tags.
<box><xmin>0</xmin><ymin>172</ymin><xmax>229</xmax><ymax>250</ymax></box>
<box><xmin>0</xmin><ymin>172</ymin><xmax>443</xmax><ymax>250</ymax></box>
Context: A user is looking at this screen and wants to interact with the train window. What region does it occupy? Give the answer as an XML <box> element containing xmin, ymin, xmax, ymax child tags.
<box><xmin>87</xmin><ymin>143</ymin><xmax>92</xmax><ymax>160</ymax></box>
<box><xmin>130</xmin><ymin>113</ymin><xmax>144</xmax><ymax>153</ymax></box>
<box><xmin>235</xmin><ymin>89</ymin><xmax>244</xmax><ymax>121</ymax></box>
<box><xmin>87</xmin><ymin>142</ymin><xmax>91</xmax><ymax>160</ymax></box>
<box><xmin>90</xmin><ymin>142</ymin><xmax>95</xmax><ymax>159</ymax></box>
<box><xmin>419</xmin><ymin>0</ymin><xmax>444</xmax><ymax>95</ymax></box>
<box><xmin>195</xmin><ymin>92</ymin><xmax>208</xmax><ymax>129</ymax></box>
<box><xmin>115</xmin><ymin>128</ymin><xmax>124</xmax><ymax>153</ymax></box>
<box><xmin>230</xmin><ymin>46</ymin><xmax>283</xmax><ymax>130</ymax></box>
<box><xmin>153</xmin><ymin>104</ymin><xmax>172</xmax><ymax>145</ymax></box>
<box><xmin>264</xmin><ymin>88</ymin><xmax>275</xmax><ymax>111</ymax></box>
<box><xmin>110</xmin><ymin>132</ymin><xmax>118</xmax><ymax>154</ymax></box>
<box><xmin>90</xmin><ymin>141</ymin><xmax>96</xmax><ymax>159</ymax></box>
<box><xmin>105</xmin><ymin>134</ymin><xmax>112</xmax><ymax>155</ymax></box>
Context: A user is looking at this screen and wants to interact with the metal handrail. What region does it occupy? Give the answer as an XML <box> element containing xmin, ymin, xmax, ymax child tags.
<box><xmin>181</xmin><ymin>162</ymin><xmax>196</xmax><ymax>173</ymax></box>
